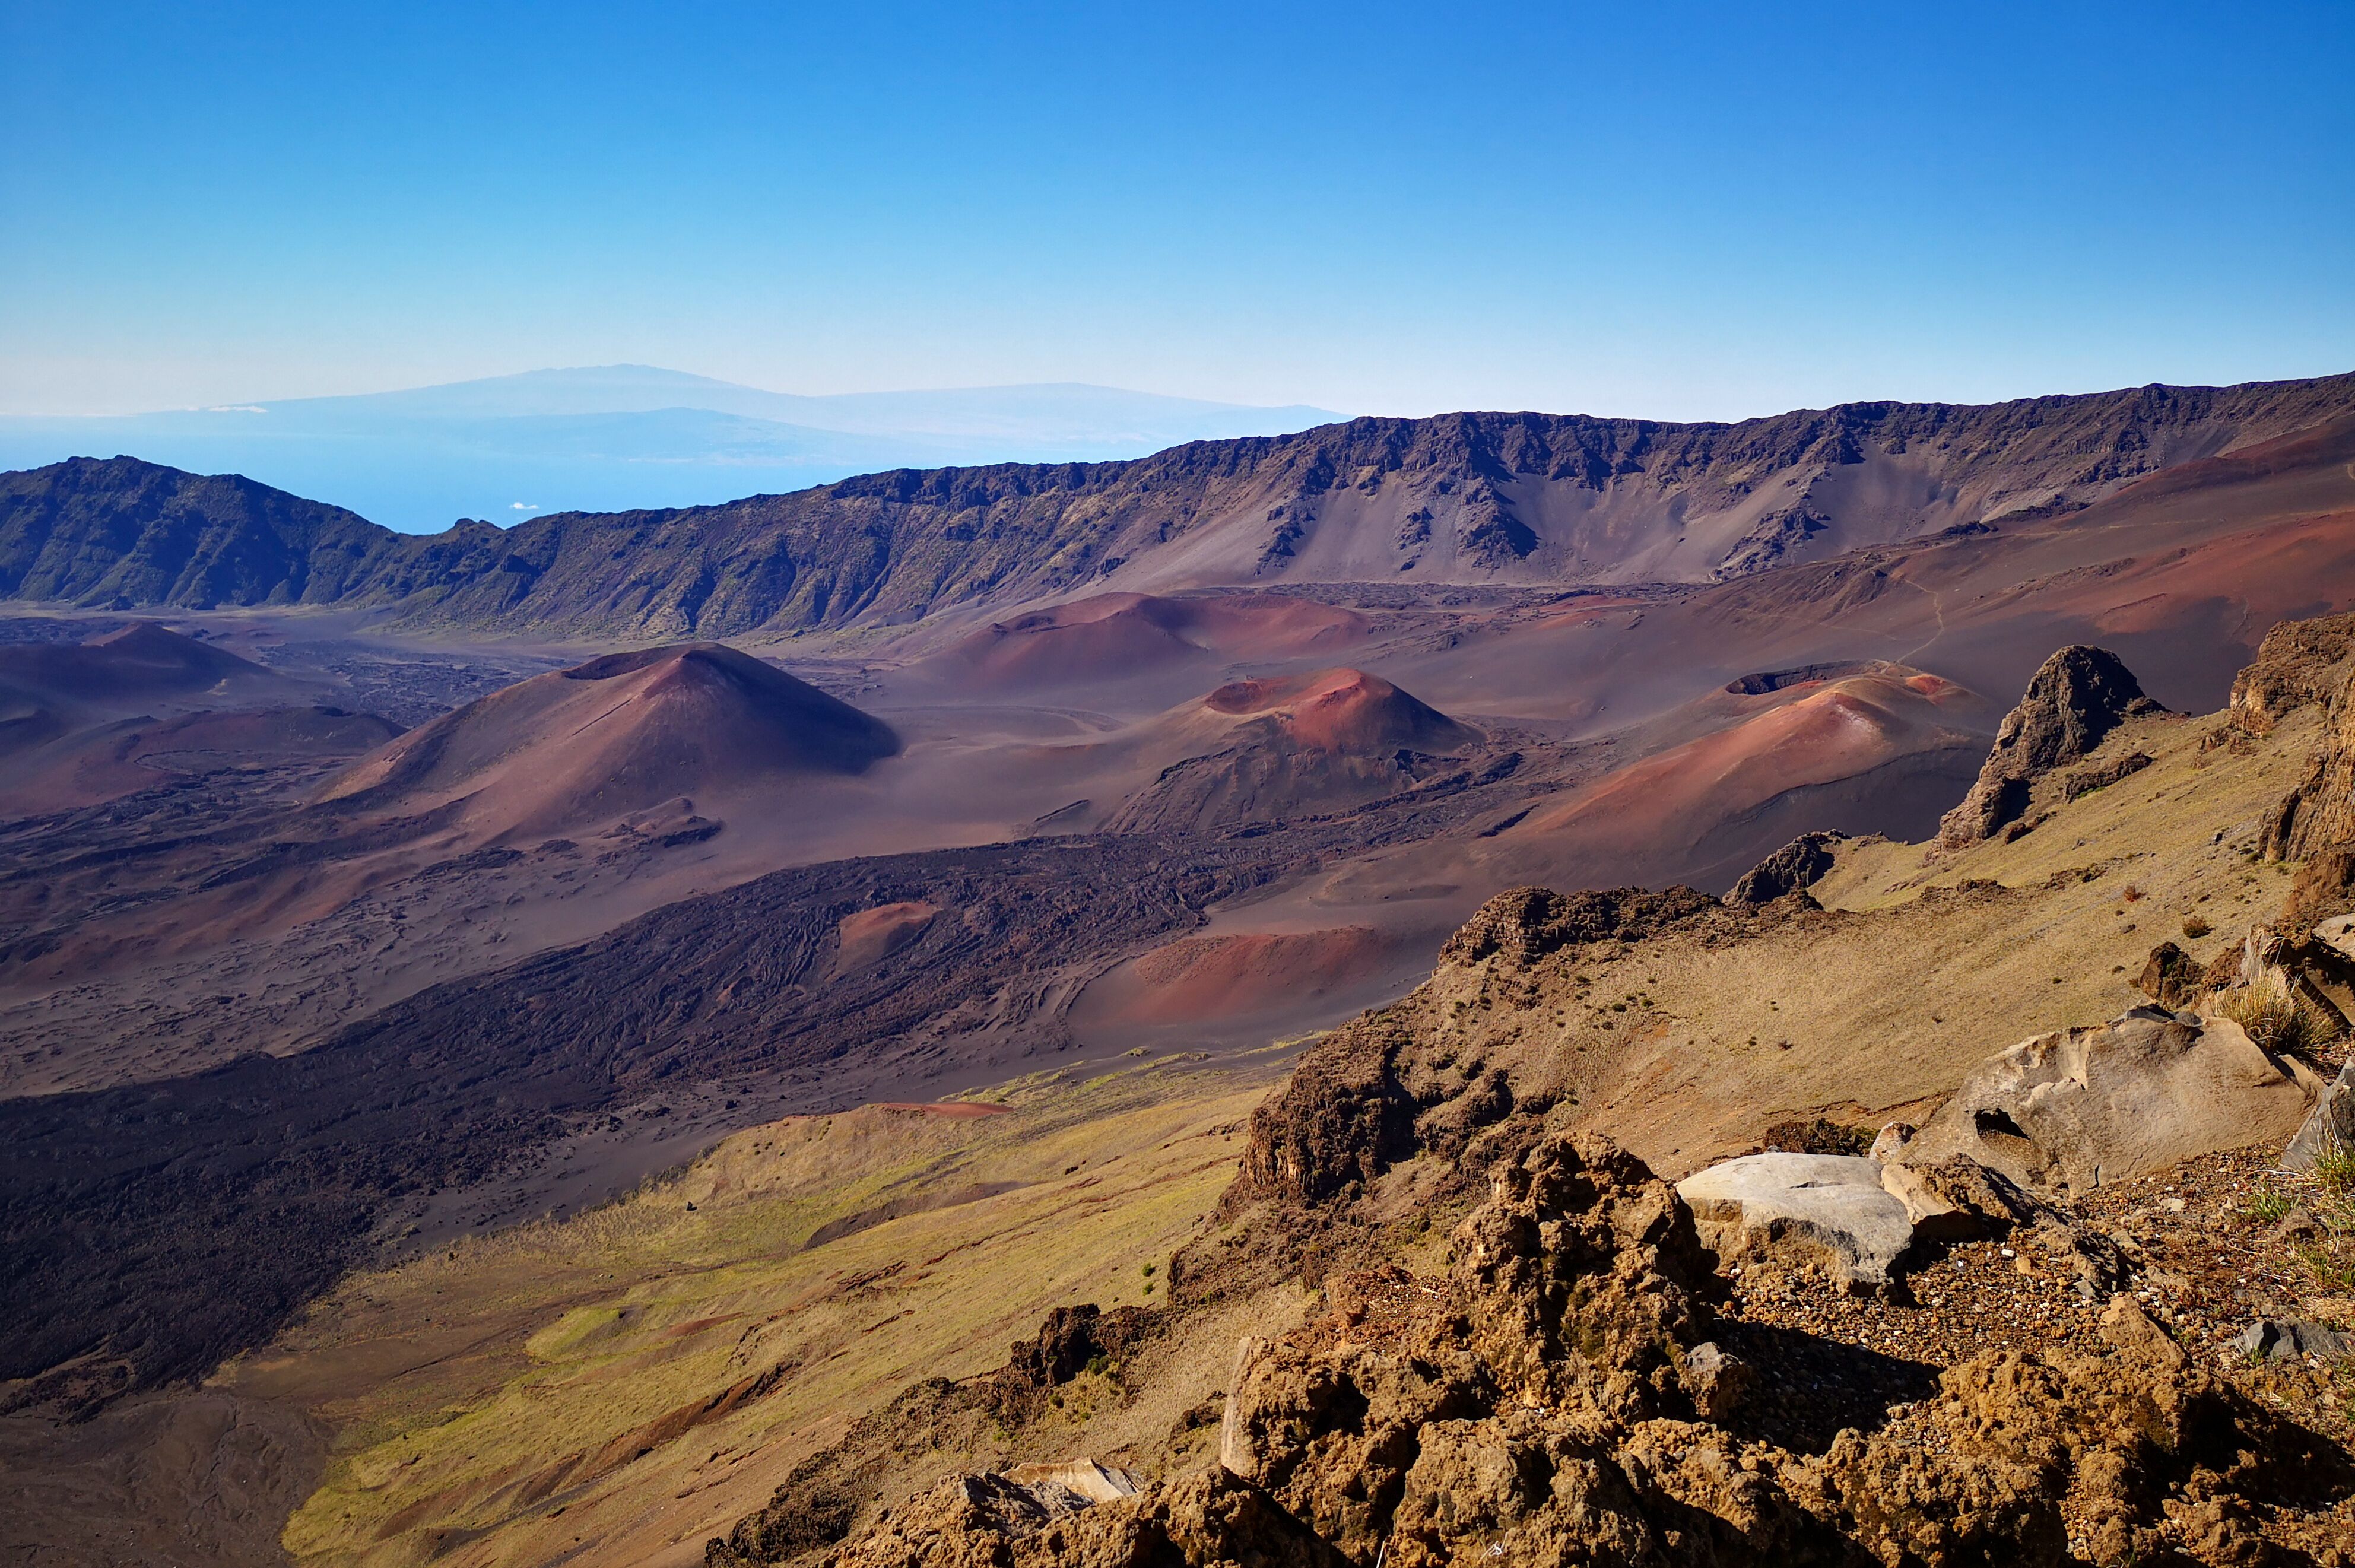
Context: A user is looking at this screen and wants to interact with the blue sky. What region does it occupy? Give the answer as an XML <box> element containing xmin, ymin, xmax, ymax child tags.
<box><xmin>4</xmin><ymin>0</ymin><xmax>2351</xmax><ymax>421</ymax></box>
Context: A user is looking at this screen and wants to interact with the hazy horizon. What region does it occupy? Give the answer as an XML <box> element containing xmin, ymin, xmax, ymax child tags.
<box><xmin>5</xmin><ymin>2</ymin><xmax>2350</xmax><ymax>425</ymax></box>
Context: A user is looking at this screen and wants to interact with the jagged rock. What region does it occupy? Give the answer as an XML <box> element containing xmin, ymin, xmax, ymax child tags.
<box><xmin>1002</xmin><ymin>1461</ymin><xmax>1141</xmax><ymax>1503</ymax></box>
<box><xmin>2271</xmin><ymin>1205</ymin><xmax>2326</xmax><ymax>1243</ymax></box>
<box><xmin>1877</xmin><ymin>1154</ymin><xmax>2052</xmax><ymax>1240</ymax></box>
<box><xmin>2258</xmin><ymin>614</ymin><xmax>2355</xmax><ymax>926</ymax></box>
<box><xmin>1938</xmin><ymin>645</ymin><xmax>2162</xmax><ymax>846</ymax></box>
<box><xmin>1868</xmin><ymin>1121</ymin><xmax>1917</xmax><ymax>1161</ymax></box>
<box><xmin>1680</xmin><ymin>1341</ymin><xmax>1753</xmax><ymax>1421</ymax></box>
<box><xmin>1452</xmin><ymin>1133</ymin><xmax>1720</xmax><ymax>1409</ymax></box>
<box><xmin>1725</xmin><ymin>831</ymin><xmax>1845</xmax><ymax>906</ymax></box>
<box><xmin>1231</xmin><ymin>1019</ymin><xmax>1417</xmax><ymax>1207</ymax></box>
<box><xmin>2230</xmin><ymin>611</ymin><xmax>2355</xmax><ymax>729</ymax></box>
<box><xmin>2136</xmin><ymin>940</ymin><xmax>2205</xmax><ymax>1007</ymax></box>
<box><xmin>2030</xmin><ymin>1220</ymin><xmax>2133</xmax><ymax>1301</ymax></box>
<box><xmin>2233</xmin><ymin>1317</ymin><xmax>2351</xmax><ymax>1362</ymax></box>
<box><xmin>1185</xmin><ymin>1131</ymin><xmax>2354</xmax><ymax>1568</ymax></box>
<box><xmin>1003</xmin><ymin>1304</ymin><xmax>1159</xmax><ymax>1390</ymax></box>
<box><xmin>1900</xmin><ymin>1005</ymin><xmax>2322</xmax><ymax>1195</ymax></box>
<box><xmin>1759</xmin><ymin>1115</ymin><xmax>1869</xmax><ymax>1156</ymax></box>
<box><xmin>1675</xmin><ymin>1153</ymin><xmax>1924</xmax><ymax>1291</ymax></box>
<box><xmin>2284</xmin><ymin>1060</ymin><xmax>2355</xmax><ymax>1174</ymax></box>
<box><xmin>1439</xmin><ymin>884</ymin><xmax>1718</xmax><ymax>967</ymax></box>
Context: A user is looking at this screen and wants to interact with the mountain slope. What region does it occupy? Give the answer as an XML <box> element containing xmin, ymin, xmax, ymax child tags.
<box><xmin>321</xmin><ymin>643</ymin><xmax>899</xmax><ymax>837</ymax></box>
<box><xmin>4</xmin><ymin>372</ymin><xmax>2351</xmax><ymax>638</ymax></box>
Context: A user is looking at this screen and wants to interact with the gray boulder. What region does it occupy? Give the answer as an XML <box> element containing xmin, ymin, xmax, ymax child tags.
<box><xmin>2283</xmin><ymin>1060</ymin><xmax>2355</xmax><ymax>1175</ymax></box>
<box><xmin>2233</xmin><ymin>1318</ymin><xmax>2351</xmax><ymax>1362</ymax></box>
<box><xmin>1675</xmin><ymin>1153</ymin><xmax>1925</xmax><ymax>1291</ymax></box>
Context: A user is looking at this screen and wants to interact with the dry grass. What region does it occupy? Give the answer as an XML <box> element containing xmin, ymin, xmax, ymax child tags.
<box><xmin>2214</xmin><ymin>966</ymin><xmax>2339</xmax><ymax>1055</ymax></box>
<box><xmin>235</xmin><ymin>1060</ymin><xmax>1277</xmax><ymax>1568</ymax></box>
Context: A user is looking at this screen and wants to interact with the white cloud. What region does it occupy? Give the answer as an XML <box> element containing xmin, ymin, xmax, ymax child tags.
<box><xmin>510</xmin><ymin>501</ymin><xmax>541</xmax><ymax>511</ymax></box>
<box><xmin>204</xmin><ymin>405</ymin><xmax>268</xmax><ymax>414</ymax></box>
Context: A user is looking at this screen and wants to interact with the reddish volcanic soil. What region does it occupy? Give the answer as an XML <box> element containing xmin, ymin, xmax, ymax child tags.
<box><xmin>0</xmin><ymin>706</ymin><xmax>403</xmax><ymax>813</ymax></box>
<box><xmin>1199</xmin><ymin>668</ymin><xmax>1477</xmax><ymax>754</ymax></box>
<box><xmin>832</xmin><ymin>900</ymin><xmax>941</xmax><ymax>975</ymax></box>
<box><xmin>1068</xmin><ymin>921</ymin><xmax>1423</xmax><ymax>1058</ymax></box>
<box><xmin>1468</xmin><ymin>666</ymin><xmax>1979</xmax><ymax>890</ymax></box>
<box><xmin>0</xmin><ymin>622</ymin><xmax>296</xmax><ymax>710</ymax></box>
<box><xmin>320</xmin><ymin>642</ymin><xmax>899</xmax><ymax>839</ymax></box>
<box><xmin>907</xmin><ymin>591</ymin><xmax>1372</xmax><ymax>699</ymax></box>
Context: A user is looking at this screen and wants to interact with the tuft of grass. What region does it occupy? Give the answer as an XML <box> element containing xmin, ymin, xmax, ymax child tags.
<box><xmin>2213</xmin><ymin>966</ymin><xmax>2337</xmax><ymax>1053</ymax></box>
<box><xmin>2243</xmin><ymin>1189</ymin><xmax>2296</xmax><ymax>1226</ymax></box>
<box><xmin>2182</xmin><ymin>914</ymin><xmax>2213</xmax><ymax>939</ymax></box>
<box><xmin>2315</xmin><ymin>1134</ymin><xmax>2355</xmax><ymax>1201</ymax></box>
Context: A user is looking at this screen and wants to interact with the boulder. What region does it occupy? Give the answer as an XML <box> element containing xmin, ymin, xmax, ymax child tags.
<box><xmin>1938</xmin><ymin>645</ymin><xmax>2162</xmax><ymax>846</ymax></box>
<box><xmin>1002</xmin><ymin>1461</ymin><xmax>1141</xmax><ymax>1504</ymax></box>
<box><xmin>1675</xmin><ymin>1153</ymin><xmax>1925</xmax><ymax>1290</ymax></box>
<box><xmin>1877</xmin><ymin>1154</ymin><xmax>2052</xmax><ymax>1240</ymax></box>
<box><xmin>2135</xmin><ymin>941</ymin><xmax>2205</xmax><ymax>1008</ymax></box>
<box><xmin>1900</xmin><ymin>1006</ymin><xmax>2324</xmax><ymax>1196</ymax></box>
<box><xmin>2233</xmin><ymin>1318</ymin><xmax>2351</xmax><ymax>1363</ymax></box>
<box><xmin>2283</xmin><ymin>1060</ymin><xmax>2355</xmax><ymax>1174</ymax></box>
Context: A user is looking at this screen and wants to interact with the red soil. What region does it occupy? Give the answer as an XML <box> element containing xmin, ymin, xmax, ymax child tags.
<box><xmin>1199</xmin><ymin>668</ymin><xmax>1475</xmax><ymax>754</ymax></box>
<box><xmin>320</xmin><ymin>643</ymin><xmax>898</xmax><ymax>837</ymax></box>
<box><xmin>0</xmin><ymin>623</ymin><xmax>284</xmax><ymax>708</ymax></box>
<box><xmin>1090</xmin><ymin>925</ymin><xmax>1397</xmax><ymax>1026</ymax></box>
<box><xmin>923</xmin><ymin>592</ymin><xmax>1370</xmax><ymax>690</ymax></box>
<box><xmin>832</xmin><ymin>901</ymin><xmax>940</xmax><ymax>974</ymax></box>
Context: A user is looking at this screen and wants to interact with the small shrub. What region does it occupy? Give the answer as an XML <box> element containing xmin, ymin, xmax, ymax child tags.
<box><xmin>1762</xmin><ymin>1117</ymin><xmax>1870</xmax><ymax>1156</ymax></box>
<box><xmin>2182</xmin><ymin>915</ymin><xmax>2212</xmax><ymax>939</ymax></box>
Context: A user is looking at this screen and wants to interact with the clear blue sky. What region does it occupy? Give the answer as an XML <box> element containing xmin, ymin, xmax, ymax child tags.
<box><xmin>4</xmin><ymin>1</ymin><xmax>2350</xmax><ymax>420</ymax></box>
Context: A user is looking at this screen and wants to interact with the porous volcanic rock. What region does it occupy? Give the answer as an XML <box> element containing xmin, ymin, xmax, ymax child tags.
<box><xmin>812</xmin><ymin>1130</ymin><xmax>2355</xmax><ymax>1567</ymax></box>
<box><xmin>2136</xmin><ymin>940</ymin><xmax>2206</xmax><ymax>1008</ymax></box>
<box><xmin>1724</xmin><ymin>830</ymin><xmax>1845</xmax><ymax>906</ymax></box>
<box><xmin>2230</xmin><ymin>610</ymin><xmax>2355</xmax><ymax>730</ymax></box>
<box><xmin>1938</xmin><ymin>645</ymin><xmax>2162</xmax><ymax>846</ymax></box>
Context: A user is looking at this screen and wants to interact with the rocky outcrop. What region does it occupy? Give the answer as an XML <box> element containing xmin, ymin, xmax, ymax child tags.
<box><xmin>1230</xmin><ymin>1018</ymin><xmax>1419</xmax><ymax>1208</ymax></box>
<box><xmin>1938</xmin><ymin>646</ymin><xmax>2163</xmax><ymax>846</ymax></box>
<box><xmin>1724</xmin><ymin>831</ymin><xmax>1844</xmax><ymax>906</ymax></box>
<box><xmin>1900</xmin><ymin>1006</ymin><xmax>2322</xmax><ymax>1195</ymax></box>
<box><xmin>814</xmin><ymin>1466</ymin><xmax>1339</xmax><ymax>1568</ymax></box>
<box><xmin>1437</xmin><ymin>884</ymin><xmax>1719</xmax><ymax>967</ymax></box>
<box><xmin>2059</xmin><ymin>750</ymin><xmax>2151</xmax><ymax>802</ymax></box>
<box><xmin>2254</xmin><ymin>618</ymin><xmax>2355</xmax><ymax>925</ymax></box>
<box><xmin>1002</xmin><ymin>1304</ymin><xmax>1161</xmax><ymax>1397</ymax></box>
<box><xmin>811</xmin><ymin>1131</ymin><xmax>2355</xmax><ymax>1568</ymax></box>
<box><xmin>2230</xmin><ymin>610</ymin><xmax>2355</xmax><ymax>730</ymax></box>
